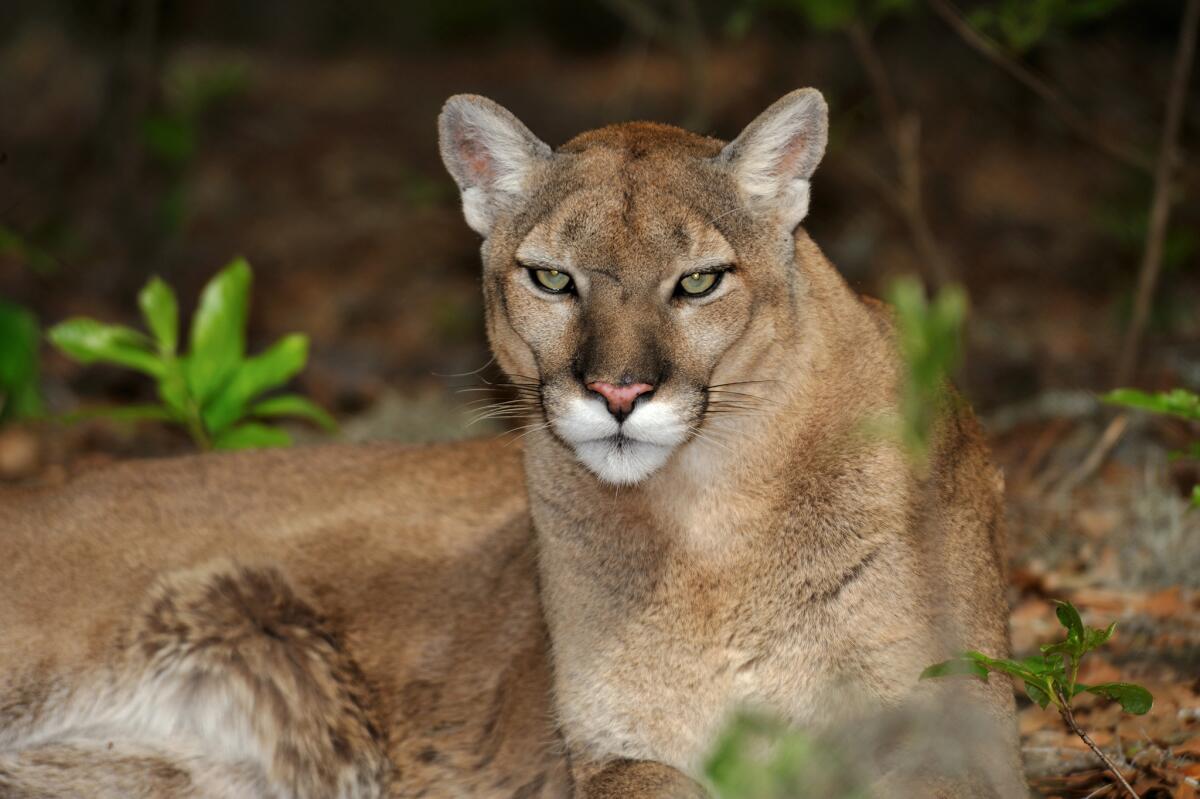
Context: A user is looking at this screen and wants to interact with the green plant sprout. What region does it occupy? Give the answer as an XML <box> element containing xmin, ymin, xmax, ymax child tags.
<box><xmin>48</xmin><ymin>258</ymin><xmax>334</xmax><ymax>451</ymax></box>
<box><xmin>887</xmin><ymin>276</ymin><xmax>968</xmax><ymax>467</ymax></box>
<box><xmin>1103</xmin><ymin>387</ymin><xmax>1200</xmax><ymax>506</ymax></box>
<box><xmin>0</xmin><ymin>299</ymin><xmax>44</xmax><ymax>423</ymax></box>
<box><xmin>922</xmin><ymin>600</ymin><xmax>1152</xmax><ymax>799</ymax></box>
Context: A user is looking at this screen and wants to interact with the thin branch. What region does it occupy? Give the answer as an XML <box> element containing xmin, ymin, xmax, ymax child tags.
<box><xmin>1115</xmin><ymin>0</ymin><xmax>1200</xmax><ymax>385</ymax></box>
<box><xmin>846</xmin><ymin>21</ymin><xmax>956</xmax><ymax>287</ymax></box>
<box><xmin>1056</xmin><ymin>692</ymin><xmax>1140</xmax><ymax>799</ymax></box>
<box><xmin>1051</xmin><ymin>413</ymin><xmax>1129</xmax><ymax>498</ymax></box>
<box><xmin>926</xmin><ymin>0</ymin><xmax>1152</xmax><ymax>173</ymax></box>
<box><xmin>846</xmin><ymin>22</ymin><xmax>904</xmax><ymax>153</ymax></box>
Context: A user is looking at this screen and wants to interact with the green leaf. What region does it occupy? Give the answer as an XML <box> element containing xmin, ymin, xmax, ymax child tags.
<box><xmin>142</xmin><ymin>113</ymin><xmax>195</xmax><ymax>167</ymax></box>
<box><xmin>211</xmin><ymin>422</ymin><xmax>292</xmax><ymax>450</ymax></box>
<box><xmin>1019</xmin><ymin>654</ymin><xmax>1065</xmax><ymax>677</ymax></box>
<box><xmin>1082</xmin><ymin>682</ymin><xmax>1153</xmax><ymax>715</ymax></box>
<box><xmin>138</xmin><ymin>277</ymin><xmax>179</xmax><ymax>355</ymax></box>
<box><xmin>922</xmin><ymin>650</ymin><xmax>1056</xmax><ymax>685</ymax></box>
<box><xmin>1055</xmin><ymin>601</ymin><xmax>1085</xmax><ymax>653</ymax></box>
<box><xmin>1041</xmin><ymin>640</ymin><xmax>1073</xmax><ymax>657</ymax></box>
<box><xmin>1024</xmin><ymin>680</ymin><xmax>1052</xmax><ymax>709</ymax></box>
<box><xmin>963</xmin><ymin>651</ymin><xmax>1040</xmax><ymax>683</ymax></box>
<box><xmin>48</xmin><ymin>318</ymin><xmax>164</xmax><ymax>378</ymax></box>
<box><xmin>920</xmin><ymin>658</ymin><xmax>989</xmax><ymax>681</ymax></box>
<box><xmin>1191</xmin><ymin>484</ymin><xmax>1200</xmax><ymax>508</ymax></box>
<box><xmin>1083</xmin><ymin>622</ymin><xmax>1117</xmax><ymax>654</ymax></box>
<box><xmin>251</xmin><ymin>393</ymin><xmax>336</xmax><ymax>431</ymax></box>
<box><xmin>1102</xmin><ymin>388</ymin><xmax>1200</xmax><ymax>421</ymax></box>
<box><xmin>184</xmin><ymin>257</ymin><xmax>252</xmax><ymax>403</ymax></box>
<box><xmin>155</xmin><ymin>360</ymin><xmax>191</xmax><ymax>418</ymax></box>
<box><xmin>0</xmin><ymin>300</ymin><xmax>44</xmax><ymax>421</ymax></box>
<box><xmin>201</xmin><ymin>333</ymin><xmax>308</xmax><ymax>434</ymax></box>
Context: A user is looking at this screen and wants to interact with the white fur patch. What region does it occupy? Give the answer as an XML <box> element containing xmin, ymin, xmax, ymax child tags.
<box><xmin>460</xmin><ymin>186</ymin><xmax>491</xmax><ymax>236</ymax></box>
<box><xmin>552</xmin><ymin>397</ymin><xmax>688</xmax><ymax>485</ymax></box>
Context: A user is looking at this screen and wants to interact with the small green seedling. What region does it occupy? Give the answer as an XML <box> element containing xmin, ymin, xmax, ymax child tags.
<box><xmin>922</xmin><ymin>600</ymin><xmax>1152</xmax><ymax>798</ymax></box>
<box><xmin>1104</xmin><ymin>387</ymin><xmax>1200</xmax><ymax>506</ymax></box>
<box><xmin>48</xmin><ymin>258</ymin><xmax>334</xmax><ymax>451</ymax></box>
<box><xmin>0</xmin><ymin>299</ymin><xmax>44</xmax><ymax>423</ymax></box>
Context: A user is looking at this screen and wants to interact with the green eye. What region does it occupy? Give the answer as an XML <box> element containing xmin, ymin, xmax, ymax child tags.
<box><xmin>678</xmin><ymin>271</ymin><xmax>720</xmax><ymax>296</ymax></box>
<box><xmin>531</xmin><ymin>268</ymin><xmax>573</xmax><ymax>293</ymax></box>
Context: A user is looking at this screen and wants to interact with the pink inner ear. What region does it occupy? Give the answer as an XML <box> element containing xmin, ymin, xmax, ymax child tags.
<box><xmin>457</xmin><ymin>133</ymin><xmax>494</xmax><ymax>186</ymax></box>
<box><xmin>775</xmin><ymin>134</ymin><xmax>808</xmax><ymax>179</ymax></box>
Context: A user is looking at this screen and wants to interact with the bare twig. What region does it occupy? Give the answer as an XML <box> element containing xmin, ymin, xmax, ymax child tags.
<box><xmin>1114</xmin><ymin>0</ymin><xmax>1200</xmax><ymax>385</ymax></box>
<box><xmin>1052</xmin><ymin>413</ymin><xmax>1129</xmax><ymax>498</ymax></box>
<box><xmin>1056</xmin><ymin>690</ymin><xmax>1140</xmax><ymax>799</ymax></box>
<box><xmin>846</xmin><ymin>21</ymin><xmax>956</xmax><ymax>287</ymax></box>
<box><xmin>926</xmin><ymin>0</ymin><xmax>1152</xmax><ymax>173</ymax></box>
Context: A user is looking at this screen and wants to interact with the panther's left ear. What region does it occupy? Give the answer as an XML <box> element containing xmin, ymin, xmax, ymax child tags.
<box><xmin>717</xmin><ymin>88</ymin><xmax>828</xmax><ymax>230</ymax></box>
<box><xmin>439</xmin><ymin>94</ymin><xmax>552</xmax><ymax>237</ymax></box>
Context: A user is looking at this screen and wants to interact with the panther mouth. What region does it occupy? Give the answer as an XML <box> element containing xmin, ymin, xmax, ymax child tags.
<box><xmin>573</xmin><ymin>436</ymin><xmax>675</xmax><ymax>485</ymax></box>
<box><xmin>595</xmin><ymin>430</ymin><xmax>647</xmax><ymax>447</ymax></box>
<box><xmin>553</xmin><ymin>396</ymin><xmax>689</xmax><ymax>484</ymax></box>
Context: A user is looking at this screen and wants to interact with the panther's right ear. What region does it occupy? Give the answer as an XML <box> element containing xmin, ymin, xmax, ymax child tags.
<box><xmin>717</xmin><ymin>88</ymin><xmax>828</xmax><ymax>231</ymax></box>
<box><xmin>438</xmin><ymin>95</ymin><xmax>551</xmax><ymax>237</ymax></box>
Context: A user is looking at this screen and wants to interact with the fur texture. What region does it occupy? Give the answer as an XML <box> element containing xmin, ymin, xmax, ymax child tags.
<box><xmin>0</xmin><ymin>442</ymin><xmax>569</xmax><ymax>797</ymax></box>
<box><xmin>442</xmin><ymin>90</ymin><xmax>1024</xmax><ymax>797</ymax></box>
<box><xmin>1</xmin><ymin>90</ymin><xmax>1024</xmax><ymax>798</ymax></box>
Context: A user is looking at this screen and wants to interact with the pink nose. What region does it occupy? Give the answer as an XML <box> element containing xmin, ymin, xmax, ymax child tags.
<box><xmin>587</xmin><ymin>381</ymin><xmax>654</xmax><ymax>418</ymax></box>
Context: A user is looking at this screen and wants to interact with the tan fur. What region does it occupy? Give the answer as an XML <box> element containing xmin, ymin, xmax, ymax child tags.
<box><xmin>0</xmin><ymin>442</ymin><xmax>566</xmax><ymax>797</ymax></box>
<box><xmin>0</xmin><ymin>92</ymin><xmax>1024</xmax><ymax>797</ymax></box>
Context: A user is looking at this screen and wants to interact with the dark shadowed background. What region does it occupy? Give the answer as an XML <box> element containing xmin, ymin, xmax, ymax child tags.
<box><xmin>1</xmin><ymin>2</ymin><xmax>1198</xmax><ymax>795</ymax></box>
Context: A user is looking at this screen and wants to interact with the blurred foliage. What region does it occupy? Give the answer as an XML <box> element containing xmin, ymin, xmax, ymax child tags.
<box><xmin>705</xmin><ymin>712</ymin><xmax>868</xmax><ymax>798</ymax></box>
<box><xmin>49</xmin><ymin>258</ymin><xmax>335</xmax><ymax>450</ymax></box>
<box><xmin>1104</xmin><ymin>387</ymin><xmax>1200</xmax><ymax>506</ymax></box>
<box><xmin>0</xmin><ymin>221</ymin><xmax>76</xmax><ymax>277</ymax></box>
<box><xmin>725</xmin><ymin>0</ymin><xmax>914</xmax><ymax>37</ymax></box>
<box><xmin>887</xmin><ymin>276</ymin><xmax>968</xmax><ymax>467</ymax></box>
<box><xmin>143</xmin><ymin>59</ymin><xmax>250</xmax><ymax>233</ymax></box>
<box><xmin>968</xmin><ymin>0</ymin><xmax>1126</xmax><ymax>53</ymax></box>
<box><xmin>0</xmin><ymin>299</ymin><xmax>44</xmax><ymax>424</ymax></box>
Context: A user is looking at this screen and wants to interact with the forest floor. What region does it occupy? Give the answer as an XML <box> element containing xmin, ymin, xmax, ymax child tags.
<box><xmin>1</xmin><ymin>25</ymin><xmax>1198</xmax><ymax>798</ymax></box>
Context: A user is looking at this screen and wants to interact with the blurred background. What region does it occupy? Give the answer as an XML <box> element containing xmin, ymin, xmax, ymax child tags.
<box><xmin>1</xmin><ymin>1</ymin><xmax>1198</xmax><ymax>795</ymax></box>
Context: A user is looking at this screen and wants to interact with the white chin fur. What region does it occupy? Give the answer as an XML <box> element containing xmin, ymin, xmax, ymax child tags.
<box><xmin>552</xmin><ymin>397</ymin><xmax>688</xmax><ymax>485</ymax></box>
